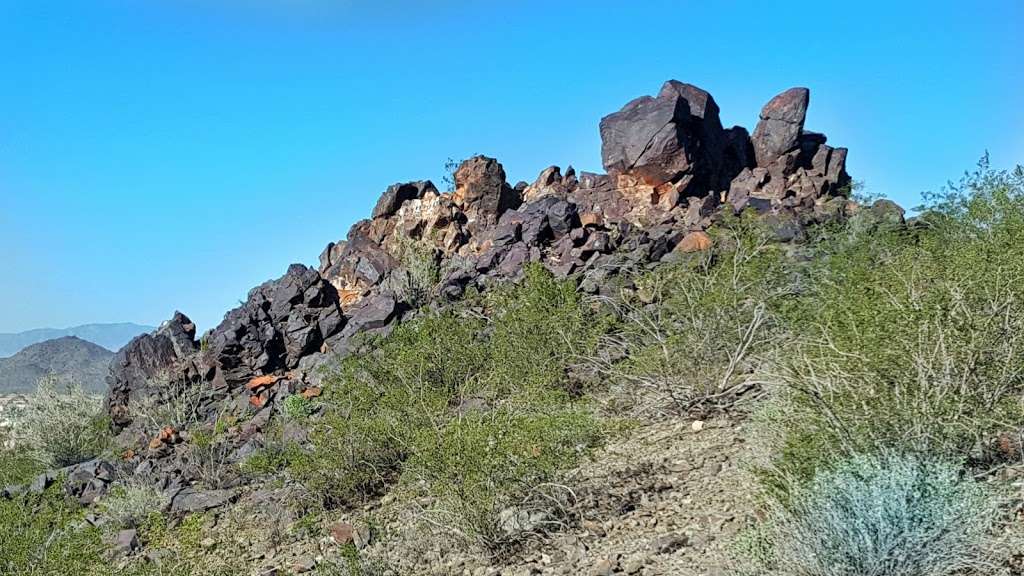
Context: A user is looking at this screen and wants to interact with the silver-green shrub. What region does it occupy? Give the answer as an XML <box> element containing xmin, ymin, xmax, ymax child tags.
<box><xmin>98</xmin><ymin>478</ymin><xmax>169</xmax><ymax>529</ymax></box>
<box><xmin>740</xmin><ymin>453</ymin><xmax>1010</xmax><ymax>576</ymax></box>
<box><xmin>12</xmin><ymin>377</ymin><xmax>110</xmax><ymax>468</ymax></box>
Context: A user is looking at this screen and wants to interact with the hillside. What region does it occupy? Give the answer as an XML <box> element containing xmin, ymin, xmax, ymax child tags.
<box><xmin>0</xmin><ymin>336</ymin><xmax>115</xmax><ymax>393</ymax></box>
<box><xmin>0</xmin><ymin>323</ymin><xmax>154</xmax><ymax>358</ymax></box>
<box><xmin>1</xmin><ymin>80</ymin><xmax>1023</xmax><ymax>576</ymax></box>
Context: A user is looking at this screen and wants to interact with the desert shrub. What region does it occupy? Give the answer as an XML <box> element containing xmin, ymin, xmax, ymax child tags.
<box><xmin>282</xmin><ymin>393</ymin><xmax>316</xmax><ymax>421</ymax></box>
<box><xmin>296</xmin><ymin>265</ymin><xmax>603</xmax><ymax>550</ymax></box>
<box><xmin>759</xmin><ymin>161</ymin><xmax>1024</xmax><ymax>489</ymax></box>
<box><xmin>484</xmin><ymin>264</ymin><xmax>606</xmax><ymax>397</ymax></box>
<box><xmin>240</xmin><ymin>420</ymin><xmax>303</xmax><ymax>477</ymax></box>
<box><xmin>13</xmin><ymin>377</ymin><xmax>111</xmax><ymax>469</ymax></box>
<box><xmin>737</xmin><ymin>453</ymin><xmax>1010</xmax><ymax>576</ymax></box>
<box><xmin>382</xmin><ymin>236</ymin><xmax>443</xmax><ymax>308</ymax></box>
<box><xmin>131</xmin><ymin>374</ymin><xmax>210</xmax><ymax>437</ymax></box>
<box><xmin>0</xmin><ymin>437</ymin><xmax>42</xmax><ymax>487</ymax></box>
<box><xmin>596</xmin><ymin>213</ymin><xmax>789</xmax><ymax>416</ymax></box>
<box><xmin>183</xmin><ymin>418</ymin><xmax>239</xmax><ymax>490</ymax></box>
<box><xmin>295</xmin><ymin>309</ymin><xmax>488</xmax><ymax>503</ymax></box>
<box><xmin>405</xmin><ymin>407</ymin><xmax>600</xmax><ymax>547</ymax></box>
<box><xmin>98</xmin><ymin>478</ymin><xmax>169</xmax><ymax>529</ymax></box>
<box><xmin>0</xmin><ymin>481</ymin><xmax>111</xmax><ymax>576</ymax></box>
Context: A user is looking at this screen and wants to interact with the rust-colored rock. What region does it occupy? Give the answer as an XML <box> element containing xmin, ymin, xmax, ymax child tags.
<box><xmin>246</xmin><ymin>374</ymin><xmax>281</xmax><ymax>391</ymax></box>
<box><xmin>676</xmin><ymin>231</ymin><xmax>712</xmax><ymax>253</ymax></box>
<box><xmin>300</xmin><ymin>386</ymin><xmax>322</xmax><ymax>399</ymax></box>
<box><xmin>329</xmin><ymin>521</ymin><xmax>355</xmax><ymax>545</ymax></box>
<box><xmin>249</xmin><ymin>393</ymin><xmax>268</xmax><ymax>409</ymax></box>
<box><xmin>158</xmin><ymin>426</ymin><xmax>178</xmax><ymax>443</ymax></box>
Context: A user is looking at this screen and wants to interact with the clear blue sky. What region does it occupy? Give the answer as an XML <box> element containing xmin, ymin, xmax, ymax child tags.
<box><xmin>1</xmin><ymin>0</ymin><xmax>1021</xmax><ymax>333</ymax></box>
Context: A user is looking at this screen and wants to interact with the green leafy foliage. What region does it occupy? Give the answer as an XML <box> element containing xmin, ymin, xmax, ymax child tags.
<box><xmin>759</xmin><ymin>161</ymin><xmax>1024</xmax><ymax>490</ymax></box>
<box><xmin>0</xmin><ymin>482</ymin><xmax>112</xmax><ymax>576</ymax></box>
<box><xmin>295</xmin><ymin>265</ymin><xmax>604</xmax><ymax>549</ymax></box>
<box><xmin>597</xmin><ymin>212</ymin><xmax>790</xmax><ymax>415</ymax></box>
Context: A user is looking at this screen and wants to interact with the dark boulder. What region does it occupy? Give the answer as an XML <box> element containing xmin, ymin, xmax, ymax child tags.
<box><xmin>105</xmin><ymin>312</ymin><xmax>200</xmax><ymax>430</ymax></box>
<box><xmin>751</xmin><ymin>87</ymin><xmax>810</xmax><ymax>166</ymax></box>
<box><xmin>600</xmin><ymin>81</ymin><xmax>735</xmax><ymax>195</ymax></box>
<box><xmin>453</xmin><ymin>156</ymin><xmax>521</xmax><ymax>233</ymax></box>
<box><xmin>169</xmin><ymin>487</ymin><xmax>237</xmax><ymax>514</ymax></box>
<box><xmin>206</xmin><ymin>264</ymin><xmax>343</xmax><ymax>390</ymax></box>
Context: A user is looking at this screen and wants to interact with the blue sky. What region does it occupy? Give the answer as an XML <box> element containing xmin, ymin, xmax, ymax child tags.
<box><xmin>0</xmin><ymin>0</ymin><xmax>1021</xmax><ymax>334</ymax></box>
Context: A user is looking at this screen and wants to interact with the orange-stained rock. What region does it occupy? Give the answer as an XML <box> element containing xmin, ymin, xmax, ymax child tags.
<box><xmin>249</xmin><ymin>393</ymin><xmax>268</xmax><ymax>408</ymax></box>
<box><xmin>122</xmin><ymin>449</ymin><xmax>136</xmax><ymax>460</ymax></box>
<box><xmin>246</xmin><ymin>374</ymin><xmax>281</xmax><ymax>391</ymax></box>
<box><xmin>676</xmin><ymin>231</ymin><xmax>712</xmax><ymax>253</ymax></box>
<box><xmin>301</xmin><ymin>387</ymin><xmax>322</xmax><ymax>399</ymax></box>
<box><xmin>148</xmin><ymin>436</ymin><xmax>163</xmax><ymax>450</ymax></box>
<box><xmin>158</xmin><ymin>426</ymin><xmax>177</xmax><ymax>442</ymax></box>
<box><xmin>579</xmin><ymin>211</ymin><xmax>604</xmax><ymax>227</ymax></box>
<box><xmin>338</xmin><ymin>288</ymin><xmax>365</xmax><ymax>311</ymax></box>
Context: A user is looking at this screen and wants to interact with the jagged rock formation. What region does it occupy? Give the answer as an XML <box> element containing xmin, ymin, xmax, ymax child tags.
<box><xmin>104</xmin><ymin>80</ymin><xmax>854</xmax><ymax>450</ymax></box>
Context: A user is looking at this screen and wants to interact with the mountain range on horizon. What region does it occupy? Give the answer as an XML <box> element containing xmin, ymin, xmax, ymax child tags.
<box><xmin>0</xmin><ymin>322</ymin><xmax>155</xmax><ymax>359</ymax></box>
<box><xmin>0</xmin><ymin>336</ymin><xmax>115</xmax><ymax>393</ymax></box>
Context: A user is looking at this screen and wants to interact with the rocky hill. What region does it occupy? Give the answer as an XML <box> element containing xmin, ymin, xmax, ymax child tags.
<box><xmin>0</xmin><ymin>323</ymin><xmax>153</xmax><ymax>358</ymax></box>
<box><xmin>105</xmin><ymin>80</ymin><xmax>851</xmax><ymax>432</ymax></box>
<box><xmin>17</xmin><ymin>79</ymin><xmax>990</xmax><ymax>576</ymax></box>
<box><xmin>0</xmin><ymin>336</ymin><xmax>114</xmax><ymax>393</ymax></box>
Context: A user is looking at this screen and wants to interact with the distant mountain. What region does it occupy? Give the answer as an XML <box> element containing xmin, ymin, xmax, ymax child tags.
<box><xmin>0</xmin><ymin>336</ymin><xmax>115</xmax><ymax>393</ymax></box>
<box><xmin>0</xmin><ymin>323</ymin><xmax>154</xmax><ymax>358</ymax></box>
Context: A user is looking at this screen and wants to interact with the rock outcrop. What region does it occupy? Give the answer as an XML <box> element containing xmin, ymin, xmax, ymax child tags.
<box><xmin>102</xmin><ymin>79</ymin><xmax>857</xmax><ymax>459</ymax></box>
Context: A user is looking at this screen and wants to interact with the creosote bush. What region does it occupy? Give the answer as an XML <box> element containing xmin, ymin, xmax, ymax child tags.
<box><xmin>737</xmin><ymin>453</ymin><xmax>1011</xmax><ymax>576</ymax></box>
<box><xmin>295</xmin><ymin>264</ymin><xmax>604</xmax><ymax>550</ymax></box>
<box><xmin>13</xmin><ymin>377</ymin><xmax>111</xmax><ymax>469</ymax></box>
<box><xmin>596</xmin><ymin>212</ymin><xmax>789</xmax><ymax>416</ymax></box>
<box><xmin>757</xmin><ymin>160</ymin><xmax>1024</xmax><ymax>491</ymax></box>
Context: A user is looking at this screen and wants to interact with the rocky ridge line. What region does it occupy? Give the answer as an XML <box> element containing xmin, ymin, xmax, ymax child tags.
<box><xmin>93</xmin><ymin>80</ymin><xmax>863</xmax><ymax>501</ymax></box>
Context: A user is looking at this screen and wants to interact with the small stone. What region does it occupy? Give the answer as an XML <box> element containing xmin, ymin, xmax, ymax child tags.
<box><xmin>292</xmin><ymin>556</ymin><xmax>316</xmax><ymax>573</ymax></box>
<box><xmin>652</xmin><ymin>532</ymin><xmax>688</xmax><ymax>554</ymax></box>
<box><xmin>112</xmin><ymin>529</ymin><xmax>139</xmax><ymax>557</ymax></box>
<box><xmin>590</xmin><ymin>557</ymin><xmax>618</xmax><ymax>576</ymax></box>
<box><xmin>329</xmin><ymin>521</ymin><xmax>355</xmax><ymax>545</ymax></box>
<box><xmin>691</xmin><ymin>420</ymin><xmax>705</xmax><ymax>432</ymax></box>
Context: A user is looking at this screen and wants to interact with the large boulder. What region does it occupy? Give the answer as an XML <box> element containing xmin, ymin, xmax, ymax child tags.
<box><xmin>599</xmin><ymin>81</ymin><xmax>738</xmax><ymax>196</ymax></box>
<box><xmin>453</xmin><ymin>155</ymin><xmax>521</xmax><ymax>233</ymax></box>
<box><xmin>751</xmin><ymin>87</ymin><xmax>810</xmax><ymax>166</ymax></box>
<box><xmin>105</xmin><ymin>312</ymin><xmax>201</xmax><ymax>431</ymax></box>
<box><xmin>372</xmin><ymin>180</ymin><xmax>437</xmax><ymax>220</ymax></box>
<box><xmin>206</xmin><ymin>264</ymin><xmax>343</xmax><ymax>390</ymax></box>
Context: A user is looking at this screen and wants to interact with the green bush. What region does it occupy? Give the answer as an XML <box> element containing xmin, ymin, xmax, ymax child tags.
<box><xmin>240</xmin><ymin>421</ymin><xmax>303</xmax><ymax>477</ymax></box>
<box><xmin>0</xmin><ymin>442</ymin><xmax>43</xmax><ymax>487</ymax></box>
<box><xmin>758</xmin><ymin>161</ymin><xmax>1024</xmax><ymax>490</ymax></box>
<box><xmin>0</xmin><ymin>481</ymin><xmax>110</xmax><ymax>576</ymax></box>
<box><xmin>295</xmin><ymin>265</ymin><xmax>603</xmax><ymax>549</ymax></box>
<box><xmin>12</xmin><ymin>378</ymin><xmax>111</xmax><ymax>469</ymax></box>
<box><xmin>282</xmin><ymin>394</ymin><xmax>316</xmax><ymax>421</ymax></box>
<box><xmin>97</xmin><ymin>478</ymin><xmax>169</xmax><ymax>529</ymax></box>
<box><xmin>598</xmin><ymin>212</ymin><xmax>789</xmax><ymax>415</ymax></box>
<box><xmin>737</xmin><ymin>453</ymin><xmax>1010</xmax><ymax>576</ymax></box>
